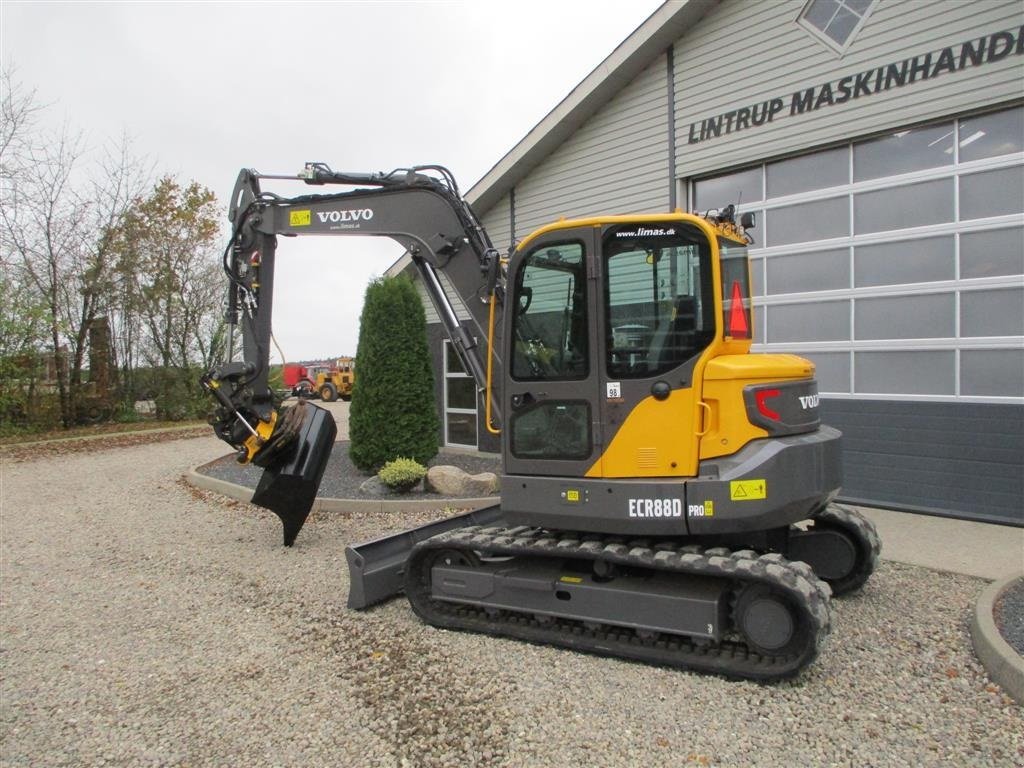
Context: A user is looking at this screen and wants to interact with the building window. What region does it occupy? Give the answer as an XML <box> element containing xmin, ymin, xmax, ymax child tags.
<box><xmin>798</xmin><ymin>0</ymin><xmax>877</xmax><ymax>54</ymax></box>
<box><xmin>853</xmin><ymin>122</ymin><xmax>955</xmax><ymax>181</ymax></box>
<box><xmin>443</xmin><ymin>342</ymin><xmax>478</xmax><ymax>448</ymax></box>
<box><xmin>693</xmin><ymin>165</ymin><xmax>762</xmax><ymax>212</ymax></box>
<box><xmin>690</xmin><ymin>104</ymin><xmax>1024</xmax><ymax>404</ymax></box>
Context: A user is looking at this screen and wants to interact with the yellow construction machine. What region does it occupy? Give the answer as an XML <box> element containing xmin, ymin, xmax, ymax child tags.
<box><xmin>201</xmin><ymin>163</ymin><xmax>880</xmax><ymax>679</ymax></box>
<box><xmin>313</xmin><ymin>356</ymin><xmax>355</xmax><ymax>402</ymax></box>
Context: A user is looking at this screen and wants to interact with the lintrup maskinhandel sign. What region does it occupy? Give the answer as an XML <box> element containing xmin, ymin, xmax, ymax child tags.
<box><xmin>686</xmin><ymin>27</ymin><xmax>1024</xmax><ymax>145</ymax></box>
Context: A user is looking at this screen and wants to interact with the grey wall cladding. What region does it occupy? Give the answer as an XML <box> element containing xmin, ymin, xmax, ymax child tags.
<box><xmin>513</xmin><ymin>53</ymin><xmax>671</xmax><ymax>235</ymax></box>
<box><xmin>823</xmin><ymin>399</ymin><xmax>1023</xmax><ymax>526</ymax></box>
<box><xmin>674</xmin><ymin>0</ymin><xmax>1024</xmax><ymax>178</ymax></box>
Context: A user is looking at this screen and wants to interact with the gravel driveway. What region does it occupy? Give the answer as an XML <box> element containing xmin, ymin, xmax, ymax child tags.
<box><xmin>1</xmin><ymin>435</ymin><xmax>1021</xmax><ymax>768</ymax></box>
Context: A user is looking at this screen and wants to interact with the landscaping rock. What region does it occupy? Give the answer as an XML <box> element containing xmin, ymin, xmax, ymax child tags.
<box><xmin>426</xmin><ymin>465</ymin><xmax>500</xmax><ymax>497</ymax></box>
<box><xmin>358</xmin><ymin>476</ymin><xmax>389</xmax><ymax>496</ymax></box>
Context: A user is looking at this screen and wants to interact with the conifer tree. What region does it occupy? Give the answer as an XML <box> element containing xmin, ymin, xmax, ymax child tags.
<box><xmin>349</xmin><ymin>275</ymin><xmax>439</xmax><ymax>471</ymax></box>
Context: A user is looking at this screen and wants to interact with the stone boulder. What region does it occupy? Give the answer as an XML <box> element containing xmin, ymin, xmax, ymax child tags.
<box><xmin>425</xmin><ymin>465</ymin><xmax>500</xmax><ymax>497</ymax></box>
<box><xmin>358</xmin><ymin>476</ymin><xmax>389</xmax><ymax>496</ymax></box>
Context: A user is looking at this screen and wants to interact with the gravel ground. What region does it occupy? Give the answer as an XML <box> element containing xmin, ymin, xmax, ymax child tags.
<box><xmin>2</xmin><ymin>434</ymin><xmax>1022</xmax><ymax>768</ymax></box>
<box><xmin>197</xmin><ymin>440</ymin><xmax>500</xmax><ymax>500</ymax></box>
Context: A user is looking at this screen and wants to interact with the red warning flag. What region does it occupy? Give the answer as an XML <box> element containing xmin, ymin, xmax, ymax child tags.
<box><xmin>728</xmin><ymin>280</ymin><xmax>749</xmax><ymax>339</ymax></box>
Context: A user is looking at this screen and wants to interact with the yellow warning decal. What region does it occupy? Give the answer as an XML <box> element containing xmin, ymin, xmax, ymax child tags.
<box><xmin>559</xmin><ymin>576</ymin><xmax>583</xmax><ymax>584</ymax></box>
<box><xmin>730</xmin><ymin>479</ymin><xmax>767</xmax><ymax>501</ymax></box>
<box><xmin>290</xmin><ymin>209</ymin><xmax>311</xmax><ymax>226</ymax></box>
<box><xmin>566</xmin><ymin>489</ymin><xmax>580</xmax><ymax>502</ymax></box>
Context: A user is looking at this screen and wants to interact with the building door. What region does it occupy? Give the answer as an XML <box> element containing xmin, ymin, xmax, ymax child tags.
<box><xmin>443</xmin><ymin>341</ymin><xmax>478</xmax><ymax>449</ymax></box>
<box><xmin>690</xmin><ymin>104</ymin><xmax>1024</xmax><ymax>524</ymax></box>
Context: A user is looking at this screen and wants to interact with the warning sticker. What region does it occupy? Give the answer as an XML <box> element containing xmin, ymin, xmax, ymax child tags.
<box><xmin>289</xmin><ymin>209</ymin><xmax>311</xmax><ymax>227</ymax></box>
<box><xmin>730</xmin><ymin>479</ymin><xmax>767</xmax><ymax>501</ymax></box>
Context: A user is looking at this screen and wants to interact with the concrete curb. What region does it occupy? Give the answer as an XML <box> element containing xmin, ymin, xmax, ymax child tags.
<box><xmin>186</xmin><ymin>467</ymin><xmax>254</xmax><ymax>504</ymax></box>
<box><xmin>185</xmin><ymin>466</ymin><xmax>499</xmax><ymax>515</ymax></box>
<box><xmin>970</xmin><ymin>571</ymin><xmax>1024</xmax><ymax>705</ymax></box>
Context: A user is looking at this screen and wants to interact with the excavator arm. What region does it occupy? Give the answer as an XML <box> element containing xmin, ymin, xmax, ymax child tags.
<box><xmin>202</xmin><ymin>163</ymin><xmax>505</xmax><ymax>544</ymax></box>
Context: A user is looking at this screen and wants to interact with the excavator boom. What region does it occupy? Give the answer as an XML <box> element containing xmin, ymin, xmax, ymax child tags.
<box><xmin>203</xmin><ymin>164</ymin><xmax>504</xmax><ymax>545</ymax></box>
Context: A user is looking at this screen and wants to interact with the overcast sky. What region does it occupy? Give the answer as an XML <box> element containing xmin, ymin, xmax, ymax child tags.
<box><xmin>2</xmin><ymin>0</ymin><xmax>665</xmax><ymax>362</ymax></box>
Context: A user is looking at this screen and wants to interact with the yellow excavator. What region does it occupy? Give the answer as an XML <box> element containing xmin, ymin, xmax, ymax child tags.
<box><xmin>201</xmin><ymin>163</ymin><xmax>880</xmax><ymax>679</ymax></box>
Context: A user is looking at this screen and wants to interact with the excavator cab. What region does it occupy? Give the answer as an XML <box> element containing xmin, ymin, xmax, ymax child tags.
<box><xmin>503</xmin><ymin>218</ymin><xmax>721</xmax><ymax>487</ymax></box>
<box><xmin>494</xmin><ymin>214</ymin><xmax>841</xmax><ymax>540</ymax></box>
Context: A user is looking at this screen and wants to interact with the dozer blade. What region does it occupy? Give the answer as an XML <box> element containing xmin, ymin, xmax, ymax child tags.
<box><xmin>345</xmin><ymin>504</ymin><xmax>507</xmax><ymax>609</ymax></box>
<box><xmin>250</xmin><ymin>401</ymin><xmax>337</xmax><ymax>546</ymax></box>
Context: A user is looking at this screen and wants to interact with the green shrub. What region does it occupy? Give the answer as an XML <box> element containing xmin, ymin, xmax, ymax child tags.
<box><xmin>267</xmin><ymin>364</ymin><xmax>284</xmax><ymax>391</ymax></box>
<box><xmin>378</xmin><ymin>457</ymin><xmax>427</xmax><ymax>493</ymax></box>
<box><xmin>349</xmin><ymin>276</ymin><xmax>439</xmax><ymax>472</ymax></box>
<box><xmin>112</xmin><ymin>402</ymin><xmax>144</xmax><ymax>423</ymax></box>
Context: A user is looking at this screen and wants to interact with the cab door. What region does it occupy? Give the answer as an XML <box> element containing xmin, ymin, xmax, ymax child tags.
<box><xmin>503</xmin><ymin>226</ymin><xmax>603</xmax><ymax>478</ymax></box>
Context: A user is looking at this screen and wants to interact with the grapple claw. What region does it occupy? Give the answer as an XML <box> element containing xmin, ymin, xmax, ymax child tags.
<box><xmin>250</xmin><ymin>401</ymin><xmax>337</xmax><ymax>545</ymax></box>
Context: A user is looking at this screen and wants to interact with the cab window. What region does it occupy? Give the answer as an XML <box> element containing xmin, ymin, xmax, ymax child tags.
<box><xmin>720</xmin><ymin>239</ymin><xmax>752</xmax><ymax>339</ymax></box>
<box><xmin>604</xmin><ymin>224</ymin><xmax>715</xmax><ymax>378</ymax></box>
<box><xmin>511</xmin><ymin>242</ymin><xmax>588</xmax><ymax>381</ymax></box>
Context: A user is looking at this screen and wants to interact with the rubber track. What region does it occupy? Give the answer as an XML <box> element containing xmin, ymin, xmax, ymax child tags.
<box><xmin>819</xmin><ymin>504</ymin><xmax>882</xmax><ymax>567</ymax></box>
<box><xmin>813</xmin><ymin>504</ymin><xmax>882</xmax><ymax>596</ymax></box>
<box><xmin>405</xmin><ymin>526</ymin><xmax>834</xmax><ymax>680</ymax></box>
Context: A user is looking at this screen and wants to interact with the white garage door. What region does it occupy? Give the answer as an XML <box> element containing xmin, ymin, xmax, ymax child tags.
<box><xmin>692</xmin><ymin>104</ymin><xmax>1023</xmax><ymax>403</ymax></box>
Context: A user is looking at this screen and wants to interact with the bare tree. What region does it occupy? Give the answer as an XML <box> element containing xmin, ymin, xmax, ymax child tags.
<box><xmin>0</xmin><ymin>69</ymin><xmax>49</xmax><ymax>422</ymax></box>
<box><xmin>1</xmin><ymin>67</ymin><xmax>46</xmax><ymax>183</ymax></box>
<box><xmin>1</xmin><ymin>67</ymin><xmax>149</xmax><ymax>427</ymax></box>
<box><xmin>77</xmin><ymin>133</ymin><xmax>151</xmax><ymax>400</ymax></box>
<box><xmin>1</xmin><ymin>118</ymin><xmax>90</xmax><ymax>426</ymax></box>
<box><xmin>109</xmin><ymin>176</ymin><xmax>223</xmax><ymax>418</ymax></box>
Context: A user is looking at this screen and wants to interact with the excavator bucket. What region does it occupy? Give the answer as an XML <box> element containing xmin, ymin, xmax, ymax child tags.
<box><xmin>250</xmin><ymin>402</ymin><xmax>337</xmax><ymax>545</ymax></box>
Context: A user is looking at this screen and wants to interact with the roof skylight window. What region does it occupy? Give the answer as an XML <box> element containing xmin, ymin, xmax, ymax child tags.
<box><xmin>799</xmin><ymin>0</ymin><xmax>877</xmax><ymax>53</ymax></box>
